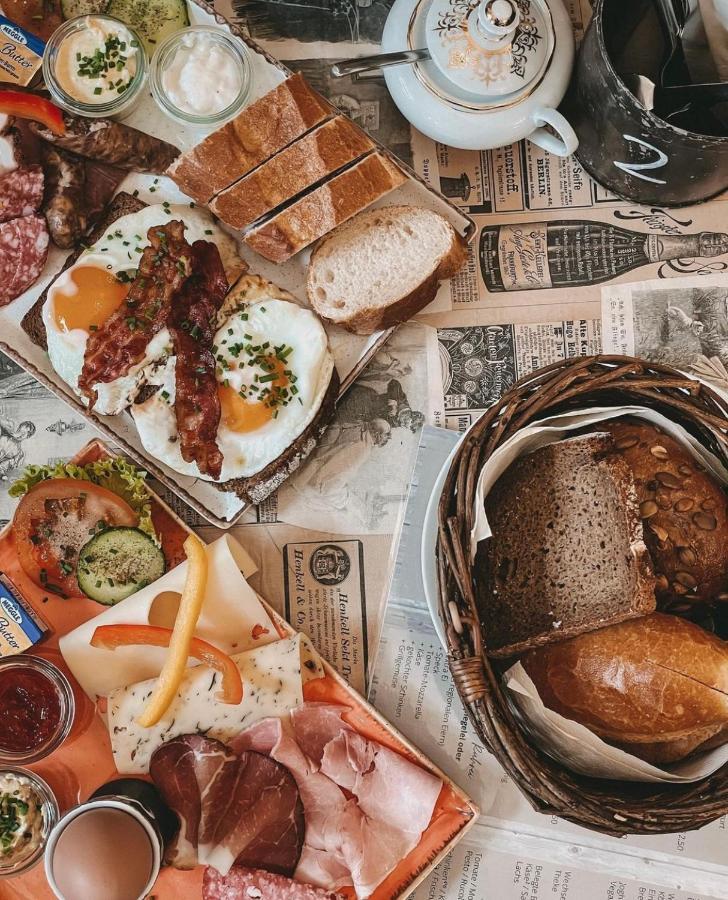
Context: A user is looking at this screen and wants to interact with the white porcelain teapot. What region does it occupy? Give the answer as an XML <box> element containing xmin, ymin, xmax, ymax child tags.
<box><xmin>381</xmin><ymin>0</ymin><xmax>578</xmax><ymax>155</ymax></box>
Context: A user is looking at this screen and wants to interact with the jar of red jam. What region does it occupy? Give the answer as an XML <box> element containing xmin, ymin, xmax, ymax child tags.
<box><xmin>0</xmin><ymin>657</ymin><xmax>74</xmax><ymax>764</ymax></box>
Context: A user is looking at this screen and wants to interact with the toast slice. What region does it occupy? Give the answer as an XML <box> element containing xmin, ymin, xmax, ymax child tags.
<box><xmin>210</xmin><ymin>116</ymin><xmax>376</xmax><ymax>231</ymax></box>
<box><xmin>307</xmin><ymin>205</ymin><xmax>467</xmax><ymax>334</ymax></box>
<box><xmin>244</xmin><ymin>152</ymin><xmax>406</xmax><ymax>263</ymax></box>
<box><xmin>481</xmin><ymin>433</ymin><xmax>656</xmax><ymax>658</ymax></box>
<box><xmin>166</xmin><ymin>73</ymin><xmax>333</xmax><ymax>205</ymax></box>
<box><xmin>21</xmin><ymin>191</ymin><xmax>147</xmax><ymax>351</ymax></box>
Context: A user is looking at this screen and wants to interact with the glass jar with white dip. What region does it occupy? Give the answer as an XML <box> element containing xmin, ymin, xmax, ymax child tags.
<box><xmin>43</xmin><ymin>15</ymin><xmax>148</xmax><ymax>119</ymax></box>
<box><xmin>0</xmin><ymin>768</ymin><xmax>58</xmax><ymax>878</ymax></box>
<box><xmin>150</xmin><ymin>26</ymin><xmax>252</xmax><ymax>127</ymax></box>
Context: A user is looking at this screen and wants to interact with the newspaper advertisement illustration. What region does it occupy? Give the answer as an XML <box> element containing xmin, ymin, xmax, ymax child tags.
<box><xmin>601</xmin><ymin>274</ymin><xmax>728</xmax><ymax>396</ymax></box>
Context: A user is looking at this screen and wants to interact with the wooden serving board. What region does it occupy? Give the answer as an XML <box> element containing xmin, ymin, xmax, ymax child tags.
<box><xmin>0</xmin><ymin>1</ymin><xmax>475</xmax><ymax>528</ymax></box>
<box><xmin>0</xmin><ymin>439</ymin><xmax>479</xmax><ymax>900</ymax></box>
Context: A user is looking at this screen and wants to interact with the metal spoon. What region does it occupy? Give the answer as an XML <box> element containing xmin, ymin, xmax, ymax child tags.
<box><xmin>331</xmin><ymin>49</ymin><xmax>430</xmax><ymax>79</ymax></box>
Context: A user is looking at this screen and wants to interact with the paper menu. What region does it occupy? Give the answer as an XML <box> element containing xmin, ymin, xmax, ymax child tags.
<box><xmin>60</xmin><ymin>535</ymin><xmax>277</xmax><ymax>700</ymax></box>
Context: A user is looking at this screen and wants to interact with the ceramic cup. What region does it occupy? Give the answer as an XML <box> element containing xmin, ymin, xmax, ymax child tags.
<box><xmin>44</xmin><ymin>797</ymin><xmax>163</xmax><ymax>900</ymax></box>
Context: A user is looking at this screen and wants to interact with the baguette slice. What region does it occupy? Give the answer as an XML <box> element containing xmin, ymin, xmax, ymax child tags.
<box><xmin>307</xmin><ymin>205</ymin><xmax>467</xmax><ymax>334</ymax></box>
<box><xmin>166</xmin><ymin>73</ymin><xmax>333</xmax><ymax>204</ymax></box>
<box><xmin>481</xmin><ymin>433</ymin><xmax>656</xmax><ymax>658</ymax></box>
<box><xmin>244</xmin><ymin>152</ymin><xmax>406</xmax><ymax>263</ymax></box>
<box><xmin>21</xmin><ymin>191</ymin><xmax>147</xmax><ymax>351</ymax></box>
<box><xmin>210</xmin><ymin>116</ymin><xmax>375</xmax><ymax>231</ymax></box>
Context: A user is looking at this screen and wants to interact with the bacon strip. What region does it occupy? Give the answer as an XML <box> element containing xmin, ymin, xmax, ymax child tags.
<box><xmin>79</xmin><ymin>220</ymin><xmax>192</xmax><ymax>405</ymax></box>
<box><xmin>168</xmin><ymin>240</ymin><xmax>228</xmax><ymax>480</ymax></box>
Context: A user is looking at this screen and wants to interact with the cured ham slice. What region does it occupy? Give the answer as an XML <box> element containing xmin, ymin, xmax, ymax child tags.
<box><xmin>150</xmin><ymin>734</ymin><xmax>238</xmax><ymax>869</ymax></box>
<box><xmin>150</xmin><ymin>735</ymin><xmax>305</xmax><ymax>878</ymax></box>
<box><xmin>320</xmin><ymin>729</ymin><xmax>442</xmax><ymax>837</ymax></box>
<box><xmin>206</xmin><ymin>750</ymin><xmax>305</xmax><ymax>877</ymax></box>
<box><xmin>234</xmin><ymin>704</ymin><xmax>443</xmax><ymax>899</ymax></box>
<box><xmin>203</xmin><ymin>866</ymin><xmax>344</xmax><ymax>900</ymax></box>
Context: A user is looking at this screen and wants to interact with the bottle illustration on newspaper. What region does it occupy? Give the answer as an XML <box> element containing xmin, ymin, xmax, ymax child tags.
<box><xmin>480</xmin><ymin>220</ymin><xmax>728</xmax><ymax>291</ymax></box>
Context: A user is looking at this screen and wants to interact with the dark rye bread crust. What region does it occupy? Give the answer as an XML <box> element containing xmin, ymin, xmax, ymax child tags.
<box><xmin>21</xmin><ymin>191</ymin><xmax>147</xmax><ymax>351</ymax></box>
<box><xmin>211</xmin><ymin>364</ymin><xmax>340</xmax><ymax>504</ymax></box>
<box><xmin>480</xmin><ymin>432</ymin><xmax>656</xmax><ymax>658</ymax></box>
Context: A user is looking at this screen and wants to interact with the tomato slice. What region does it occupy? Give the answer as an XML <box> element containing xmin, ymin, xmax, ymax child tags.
<box><xmin>13</xmin><ymin>479</ymin><xmax>137</xmax><ymax>598</ymax></box>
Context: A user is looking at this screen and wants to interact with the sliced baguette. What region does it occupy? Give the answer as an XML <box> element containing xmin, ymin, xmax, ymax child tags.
<box><xmin>166</xmin><ymin>73</ymin><xmax>333</xmax><ymax>204</ymax></box>
<box><xmin>244</xmin><ymin>152</ymin><xmax>406</xmax><ymax>263</ymax></box>
<box><xmin>480</xmin><ymin>433</ymin><xmax>656</xmax><ymax>658</ymax></box>
<box><xmin>210</xmin><ymin>116</ymin><xmax>376</xmax><ymax>231</ymax></box>
<box><xmin>307</xmin><ymin>205</ymin><xmax>467</xmax><ymax>334</ymax></box>
<box><xmin>21</xmin><ymin>191</ymin><xmax>147</xmax><ymax>351</ymax></box>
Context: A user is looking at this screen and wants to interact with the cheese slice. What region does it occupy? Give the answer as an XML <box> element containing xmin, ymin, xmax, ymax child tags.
<box><xmin>108</xmin><ymin>633</ymin><xmax>325</xmax><ymax>774</ymax></box>
<box><xmin>60</xmin><ymin>536</ymin><xmax>277</xmax><ymax>701</ymax></box>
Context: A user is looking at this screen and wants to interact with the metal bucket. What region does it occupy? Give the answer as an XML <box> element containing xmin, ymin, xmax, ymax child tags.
<box><xmin>563</xmin><ymin>0</ymin><xmax>728</xmax><ymax>206</ymax></box>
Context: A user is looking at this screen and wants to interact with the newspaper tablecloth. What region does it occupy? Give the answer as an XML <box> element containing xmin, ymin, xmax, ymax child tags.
<box><xmin>2</xmin><ymin>0</ymin><xmax>728</xmax><ymax>896</ymax></box>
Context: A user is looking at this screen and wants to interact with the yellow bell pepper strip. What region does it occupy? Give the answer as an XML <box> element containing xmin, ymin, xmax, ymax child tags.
<box><xmin>0</xmin><ymin>91</ymin><xmax>65</xmax><ymax>135</ymax></box>
<box><xmin>136</xmin><ymin>534</ymin><xmax>208</xmax><ymax>727</ymax></box>
<box><xmin>90</xmin><ymin>623</ymin><xmax>243</xmax><ymax>705</ymax></box>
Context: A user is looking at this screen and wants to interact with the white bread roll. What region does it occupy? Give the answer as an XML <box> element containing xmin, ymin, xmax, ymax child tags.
<box><xmin>522</xmin><ymin>613</ymin><xmax>728</xmax><ymax>764</ymax></box>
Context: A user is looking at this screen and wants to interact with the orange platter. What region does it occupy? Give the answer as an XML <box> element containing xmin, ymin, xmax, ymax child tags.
<box><xmin>0</xmin><ymin>439</ymin><xmax>478</xmax><ymax>900</ymax></box>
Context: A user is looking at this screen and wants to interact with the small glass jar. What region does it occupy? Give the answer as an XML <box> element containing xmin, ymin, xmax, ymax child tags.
<box><xmin>43</xmin><ymin>15</ymin><xmax>148</xmax><ymax>119</ymax></box>
<box><xmin>0</xmin><ymin>656</ymin><xmax>75</xmax><ymax>765</ymax></box>
<box><xmin>150</xmin><ymin>26</ymin><xmax>252</xmax><ymax>127</ymax></box>
<box><xmin>0</xmin><ymin>768</ymin><xmax>59</xmax><ymax>878</ymax></box>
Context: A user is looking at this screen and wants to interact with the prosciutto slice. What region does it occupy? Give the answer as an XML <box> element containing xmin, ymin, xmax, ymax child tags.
<box><xmin>150</xmin><ymin>735</ymin><xmax>305</xmax><ymax>877</ymax></box>
<box><xmin>203</xmin><ymin>866</ymin><xmax>344</xmax><ymax>900</ymax></box>
<box><xmin>233</xmin><ymin>704</ymin><xmax>443</xmax><ymax>899</ymax></box>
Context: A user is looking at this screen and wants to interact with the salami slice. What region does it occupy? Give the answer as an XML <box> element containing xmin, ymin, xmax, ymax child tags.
<box><xmin>0</xmin><ymin>214</ymin><xmax>49</xmax><ymax>306</ymax></box>
<box><xmin>0</xmin><ymin>165</ymin><xmax>44</xmax><ymax>223</ymax></box>
<box><xmin>203</xmin><ymin>867</ymin><xmax>344</xmax><ymax>900</ymax></box>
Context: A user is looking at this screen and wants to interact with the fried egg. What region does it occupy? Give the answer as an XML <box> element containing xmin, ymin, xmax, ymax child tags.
<box><xmin>42</xmin><ymin>204</ymin><xmax>245</xmax><ymax>416</ymax></box>
<box><xmin>131</xmin><ymin>291</ymin><xmax>334</xmax><ymax>483</ymax></box>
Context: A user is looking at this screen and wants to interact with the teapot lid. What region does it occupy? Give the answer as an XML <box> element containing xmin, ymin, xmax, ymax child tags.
<box><xmin>424</xmin><ymin>0</ymin><xmax>553</xmax><ymax>101</ymax></box>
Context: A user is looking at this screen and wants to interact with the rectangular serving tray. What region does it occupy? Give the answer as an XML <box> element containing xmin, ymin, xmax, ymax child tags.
<box><xmin>2</xmin><ymin>438</ymin><xmax>479</xmax><ymax>900</ymax></box>
<box><xmin>0</xmin><ymin>0</ymin><xmax>474</xmax><ymax>528</ymax></box>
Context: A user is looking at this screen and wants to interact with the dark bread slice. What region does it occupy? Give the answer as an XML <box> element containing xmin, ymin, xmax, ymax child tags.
<box><xmin>210</xmin><ymin>364</ymin><xmax>339</xmax><ymax>505</ymax></box>
<box><xmin>21</xmin><ymin>191</ymin><xmax>147</xmax><ymax>351</ymax></box>
<box><xmin>480</xmin><ymin>432</ymin><xmax>656</xmax><ymax>658</ymax></box>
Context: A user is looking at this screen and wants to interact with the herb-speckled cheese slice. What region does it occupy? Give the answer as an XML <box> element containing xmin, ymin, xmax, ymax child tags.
<box><xmin>107</xmin><ymin>633</ymin><xmax>325</xmax><ymax>774</ymax></box>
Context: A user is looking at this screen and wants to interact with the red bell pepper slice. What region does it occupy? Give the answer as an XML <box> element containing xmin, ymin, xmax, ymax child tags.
<box><xmin>0</xmin><ymin>90</ymin><xmax>65</xmax><ymax>135</ymax></box>
<box><xmin>90</xmin><ymin>623</ymin><xmax>243</xmax><ymax>705</ymax></box>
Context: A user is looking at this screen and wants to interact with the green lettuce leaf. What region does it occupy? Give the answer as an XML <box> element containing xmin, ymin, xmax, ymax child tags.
<box><xmin>9</xmin><ymin>458</ymin><xmax>158</xmax><ymax>542</ymax></box>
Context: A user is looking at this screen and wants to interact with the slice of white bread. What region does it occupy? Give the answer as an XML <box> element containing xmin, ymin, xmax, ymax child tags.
<box><xmin>244</xmin><ymin>152</ymin><xmax>406</xmax><ymax>264</ymax></box>
<box><xmin>306</xmin><ymin>205</ymin><xmax>467</xmax><ymax>334</ymax></box>
<box><xmin>210</xmin><ymin>116</ymin><xmax>375</xmax><ymax>231</ymax></box>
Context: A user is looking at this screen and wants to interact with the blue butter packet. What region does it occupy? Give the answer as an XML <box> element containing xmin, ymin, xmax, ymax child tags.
<box><xmin>0</xmin><ymin>573</ymin><xmax>49</xmax><ymax>656</ymax></box>
<box><xmin>0</xmin><ymin>16</ymin><xmax>46</xmax><ymax>87</ymax></box>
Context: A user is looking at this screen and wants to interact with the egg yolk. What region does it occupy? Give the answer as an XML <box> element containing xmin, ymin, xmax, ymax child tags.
<box><xmin>219</xmin><ymin>357</ymin><xmax>290</xmax><ymax>433</ymax></box>
<box><xmin>53</xmin><ymin>266</ymin><xmax>129</xmax><ymax>333</ymax></box>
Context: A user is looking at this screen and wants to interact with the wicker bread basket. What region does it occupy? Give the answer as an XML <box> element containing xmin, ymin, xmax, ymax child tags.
<box><xmin>436</xmin><ymin>355</ymin><xmax>728</xmax><ymax>836</ymax></box>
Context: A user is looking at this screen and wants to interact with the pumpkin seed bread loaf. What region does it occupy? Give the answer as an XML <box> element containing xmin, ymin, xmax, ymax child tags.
<box><xmin>603</xmin><ymin>419</ymin><xmax>728</xmax><ymax>608</ymax></box>
<box><xmin>480</xmin><ymin>433</ymin><xmax>656</xmax><ymax>658</ymax></box>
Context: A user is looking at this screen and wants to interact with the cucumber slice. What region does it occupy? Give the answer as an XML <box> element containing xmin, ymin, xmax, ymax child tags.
<box><xmin>105</xmin><ymin>0</ymin><xmax>189</xmax><ymax>55</ymax></box>
<box><xmin>78</xmin><ymin>526</ymin><xmax>165</xmax><ymax>605</ymax></box>
<box><xmin>61</xmin><ymin>0</ymin><xmax>111</xmax><ymax>18</ymax></box>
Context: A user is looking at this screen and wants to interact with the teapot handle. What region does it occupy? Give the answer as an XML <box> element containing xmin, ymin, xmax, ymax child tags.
<box><xmin>529</xmin><ymin>107</ymin><xmax>579</xmax><ymax>157</ymax></box>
